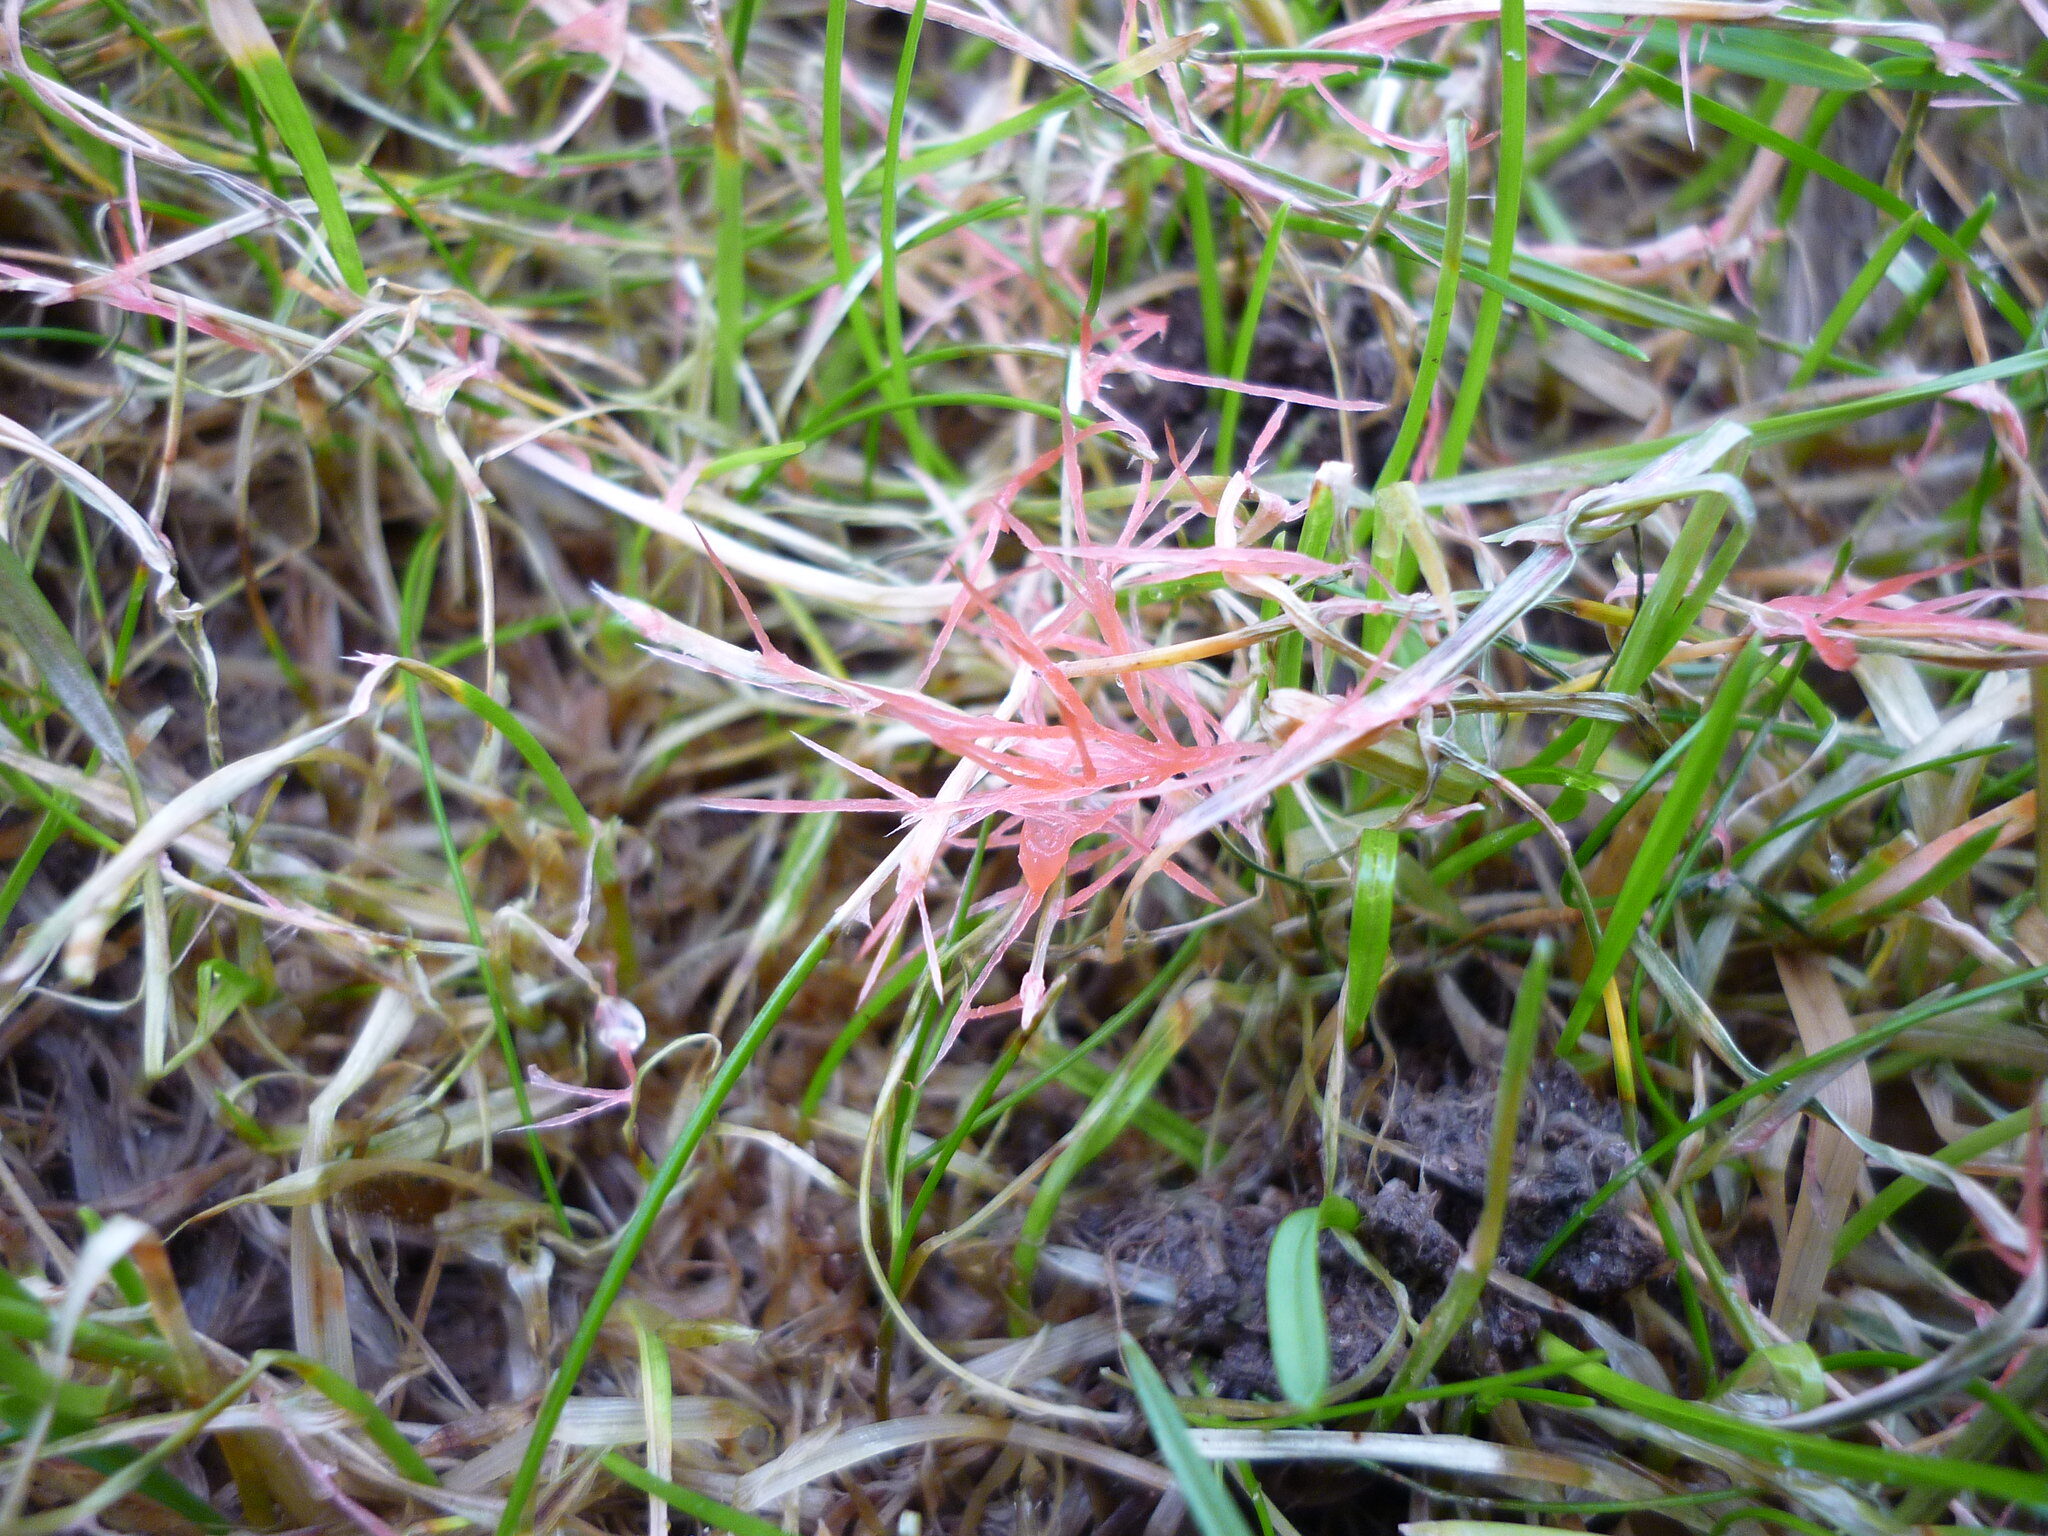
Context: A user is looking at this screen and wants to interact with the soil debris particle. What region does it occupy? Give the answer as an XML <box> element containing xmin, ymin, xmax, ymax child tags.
<box><xmin>1371</xmin><ymin>1059</ymin><xmax>1664</xmax><ymax>1304</ymax></box>
<box><xmin>1080</xmin><ymin>1057</ymin><xmax>1662</xmax><ymax>1401</ymax></box>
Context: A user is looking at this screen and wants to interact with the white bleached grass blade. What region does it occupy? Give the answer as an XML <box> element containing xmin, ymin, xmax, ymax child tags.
<box><xmin>292</xmin><ymin>988</ymin><xmax>417</xmax><ymax>1378</ymax></box>
<box><xmin>511</xmin><ymin>442</ymin><xmax>961</xmax><ymax>619</ymax></box>
<box><xmin>731</xmin><ymin>1413</ymin><xmax>1170</xmax><ymax>1509</ymax></box>
<box><xmin>0</xmin><ymin>657</ymin><xmax>400</xmax><ymax>993</ymax></box>
<box><xmin>1185</xmin><ymin>1427</ymin><xmax>1664</xmax><ymax>1500</ymax></box>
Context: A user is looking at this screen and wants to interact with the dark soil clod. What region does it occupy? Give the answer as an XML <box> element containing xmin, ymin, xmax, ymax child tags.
<box><xmin>1081</xmin><ymin>1055</ymin><xmax>1662</xmax><ymax>1401</ymax></box>
<box><xmin>1373</xmin><ymin>1059</ymin><xmax>1663</xmax><ymax>1304</ymax></box>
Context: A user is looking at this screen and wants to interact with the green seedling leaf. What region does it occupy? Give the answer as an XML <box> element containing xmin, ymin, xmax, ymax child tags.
<box><xmin>157</xmin><ymin>957</ymin><xmax>266</xmax><ymax>1075</ymax></box>
<box><xmin>196</xmin><ymin>957</ymin><xmax>262</xmax><ymax>1029</ymax></box>
<box><xmin>205</xmin><ymin>0</ymin><xmax>366</xmax><ymax>294</ymax></box>
<box><xmin>1266</xmin><ymin>1208</ymin><xmax>1330</xmax><ymax>1407</ymax></box>
<box><xmin>1122</xmin><ymin>1335</ymin><xmax>1257</xmax><ymax>1536</ymax></box>
<box><xmin>213</xmin><ymin>1090</ymin><xmax>289</xmax><ymax>1152</ymax></box>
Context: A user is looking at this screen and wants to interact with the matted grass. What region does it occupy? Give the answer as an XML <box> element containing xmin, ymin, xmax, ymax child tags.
<box><xmin>2</xmin><ymin>2</ymin><xmax>2048</xmax><ymax>1534</ymax></box>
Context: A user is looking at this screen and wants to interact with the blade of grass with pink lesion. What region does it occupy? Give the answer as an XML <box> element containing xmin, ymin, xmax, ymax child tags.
<box><xmin>1750</xmin><ymin>562</ymin><xmax>2048</xmax><ymax>670</ymax></box>
<box><xmin>599</xmin><ymin>436</ymin><xmax>1325</xmax><ymax>1053</ymax></box>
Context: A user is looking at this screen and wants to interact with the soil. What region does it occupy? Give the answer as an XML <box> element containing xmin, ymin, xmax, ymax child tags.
<box><xmin>1079</xmin><ymin>1047</ymin><xmax>1662</xmax><ymax>1402</ymax></box>
<box><xmin>1105</xmin><ymin>284</ymin><xmax>1396</xmax><ymax>476</ymax></box>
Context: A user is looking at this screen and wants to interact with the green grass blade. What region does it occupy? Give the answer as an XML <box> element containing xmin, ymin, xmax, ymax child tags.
<box><xmin>1872</xmin><ymin>195</ymin><xmax>1996</xmax><ymax>354</ymax></box>
<box><xmin>711</xmin><ymin>38</ymin><xmax>748</xmax><ymax>427</ymax></box>
<box><xmin>1012</xmin><ymin>979</ymin><xmax>1204</xmax><ymax>1295</ymax></box>
<box><xmin>1185</xmin><ymin>165</ymin><xmax>1229</xmax><ymax>380</ymax></box>
<box><xmin>913</xmin><ymin>934</ymin><xmax>1205</xmax><ymax>1166</ymax></box>
<box><xmin>1122</xmin><ymin>1335</ymin><xmax>1258</xmax><ymax>1536</ymax></box>
<box><xmin>1435</xmin><ymin>0</ymin><xmax>1526</xmax><ymax>478</ymax></box>
<box><xmin>601</xmin><ymin>1453</ymin><xmax>789</xmax><ymax>1536</ymax></box>
<box><xmin>1608</xmin><ymin>54</ymin><xmax>2028</xmax><ymax>335</ymax></box>
<box><xmin>1561</xmin><ymin>641</ymin><xmax>1763</xmax><ymax>1052</ymax></box>
<box><xmin>0</xmin><ymin>537</ymin><xmax>136</xmax><ymax>786</ymax></box>
<box><xmin>1214</xmin><ymin>204</ymin><xmax>1289</xmax><ymax>472</ymax></box>
<box><xmin>400</xmin><ymin>672</ymin><xmax>568</xmax><ymax>1231</ymax></box>
<box><xmin>1343</xmin><ymin>827</ymin><xmax>1397</xmax><ymax>1044</ymax></box>
<box><xmin>1383</xmin><ymin>936</ymin><xmax>1550</xmax><ymax>1408</ymax></box>
<box><xmin>495</xmin><ymin>925</ymin><xmax>835</xmax><ymax>1536</ymax></box>
<box><xmin>1532</xmin><ymin>958</ymin><xmax>2048</xmax><ymax>1276</ymax></box>
<box><xmin>205</xmin><ymin>0</ymin><xmax>366</xmax><ymax>294</ymax></box>
<box><xmin>1652</xmin><ymin>23</ymin><xmax>1878</xmax><ymax>91</ymax></box>
<box><xmin>873</xmin><ymin>0</ymin><xmax>950</xmax><ymax>476</ymax></box>
<box><xmin>1548</xmin><ymin>1339</ymin><xmax>2048</xmax><ymax>1508</ymax></box>
<box><xmin>262</xmin><ymin>1352</ymin><xmax>438</xmax><ymax>1485</ymax></box>
<box><xmin>1789</xmin><ymin>212</ymin><xmax>1926</xmax><ymax>387</ymax></box>
<box><xmin>96</xmin><ymin>0</ymin><xmax>240</xmax><ymax>133</ymax></box>
<box><xmin>1377</xmin><ymin>128</ymin><xmax>1465</xmax><ymax>489</ymax></box>
<box><xmin>390</xmin><ymin>658</ymin><xmax>594</xmax><ymax>842</ymax></box>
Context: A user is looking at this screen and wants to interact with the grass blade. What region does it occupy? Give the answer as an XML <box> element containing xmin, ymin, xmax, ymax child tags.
<box><xmin>1561</xmin><ymin>642</ymin><xmax>1763</xmax><ymax>1051</ymax></box>
<box><xmin>495</xmin><ymin>925</ymin><xmax>836</xmax><ymax>1536</ymax></box>
<box><xmin>205</xmin><ymin>0</ymin><xmax>366</xmax><ymax>293</ymax></box>
<box><xmin>1122</xmin><ymin>1335</ymin><xmax>1258</xmax><ymax>1536</ymax></box>
<box><xmin>1435</xmin><ymin>0</ymin><xmax>1527</xmax><ymax>477</ymax></box>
